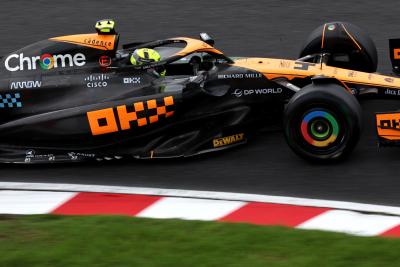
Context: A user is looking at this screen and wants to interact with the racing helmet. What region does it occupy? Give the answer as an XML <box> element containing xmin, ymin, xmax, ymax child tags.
<box><xmin>130</xmin><ymin>48</ymin><xmax>165</xmax><ymax>76</ymax></box>
<box><xmin>130</xmin><ymin>48</ymin><xmax>161</xmax><ymax>65</ymax></box>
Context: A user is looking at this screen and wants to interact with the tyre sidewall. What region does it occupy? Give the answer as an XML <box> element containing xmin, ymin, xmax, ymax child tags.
<box><xmin>284</xmin><ymin>84</ymin><xmax>362</xmax><ymax>161</ymax></box>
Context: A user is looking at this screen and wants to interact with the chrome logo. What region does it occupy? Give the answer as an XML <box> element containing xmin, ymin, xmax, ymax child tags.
<box><xmin>5</xmin><ymin>53</ymin><xmax>86</xmax><ymax>72</ymax></box>
<box><xmin>39</xmin><ymin>54</ymin><xmax>54</xmax><ymax>70</ymax></box>
<box><xmin>300</xmin><ymin>110</ymin><xmax>339</xmax><ymax>147</ymax></box>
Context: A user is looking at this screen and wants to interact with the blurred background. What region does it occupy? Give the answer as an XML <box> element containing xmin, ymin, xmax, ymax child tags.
<box><xmin>3</xmin><ymin>0</ymin><xmax>399</xmax><ymax>73</ymax></box>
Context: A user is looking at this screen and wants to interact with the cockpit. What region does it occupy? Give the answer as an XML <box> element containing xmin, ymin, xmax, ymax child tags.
<box><xmin>114</xmin><ymin>37</ymin><xmax>233</xmax><ymax>77</ymax></box>
<box><xmin>82</xmin><ymin>19</ymin><xmax>234</xmax><ymax>76</ymax></box>
<box><xmin>3</xmin><ymin>19</ymin><xmax>233</xmax><ymax>79</ymax></box>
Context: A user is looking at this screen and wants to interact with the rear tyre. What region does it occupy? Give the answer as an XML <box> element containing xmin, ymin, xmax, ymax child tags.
<box><xmin>299</xmin><ymin>22</ymin><xmax>378</xmax><ymax>72</ymax></box>
<box><xmin>283</xmin><ymin>83</ymin><xmax>362</xmax><ymax>162</ymax></box>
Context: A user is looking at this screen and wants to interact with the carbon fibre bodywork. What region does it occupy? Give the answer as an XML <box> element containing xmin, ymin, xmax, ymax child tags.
<box><xmin>3</xmin><ymin>22</ymin><xmax>400</xmax><ymax>163</ymax></box>
<box><xmin>0</xmin><ymin>33</ymin><xmax>295</xmax><ymax>163</ymax></box>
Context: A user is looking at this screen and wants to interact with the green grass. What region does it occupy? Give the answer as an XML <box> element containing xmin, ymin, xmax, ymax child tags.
<box><xmin>1</xmin><ymin>215</ymin><xmax>400</xmax><ymax>267</ymax></box>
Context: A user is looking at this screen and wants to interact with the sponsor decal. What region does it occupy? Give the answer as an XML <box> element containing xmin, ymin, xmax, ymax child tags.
<box><xmin>84</xmin><ymin>38</ymin><xmax>113</xmax><ymax>49</ymax></box>
<box><xmin>99</xmin><ymin>55</ymin><xmax>112</xmax><ymax>67</ymax></box>
<box><xmin>84</xmin><ymin>74</ymin><xmax>110</xmax><ymax>88</ymax></box>
<box><xmin>368</xmin><ymin>73</ymin><xmax>373</xmax><ymax>80</ymax></box>
<box><xmin>379</xmin><ymin>119</ymin><xmax>400</xmax><ymax>130</ymax></box>
<box><xmin>123</xmin><ymin>77</ymin><xmax>141</xmax><ymax>84</ymax></box>
<box><xmin>347</xmin><ymin>71</ymin><xmax>356</xmax><ymax>78</ymax></box>
<box><xmin>217</xmin><ymin>73</ymin><xmax>262</xmax><ymax>79</ymax></box>
<box><xmin>87</xmin><ymin>96</ymin><xmax>175</xmax><ymax>136</ymax></box>
<box><xmin>213</xmin><ymin>133</ymin><xmax>245</xmax><ymax>148</ymax></box>
<box><xmin>294</xmin><ymin>62</ymin><xmax>315</xmax><ymax>70</ymax></box>
<box><xmin>376</xmin><ymin>113</ymin><xmax>400</xmax><ymax>140</ymax></box>
<box><xmin>385</xmin><ymin>77</ymin><xmax>395</xmax><ymax>83</ymax></box>
<box><xmin>68</xmin><ymin>152</ymin><xmax>96</xmax><ymax>160</ymax></box>
<box><xmin>25</xmin><ymin>149</ymin><xmax>55</xmax><ymax>163</ymax></box>
<box><xmin>40</xmin><ymin>54</ymin><xmax>55</xmax><ymax>70</ymax></box>
<box><xmin>0</xmin><ymin>93</ymin><xmax>22</xmax><ymax>108</ymax></box>
<box><xmin>232</xmin><ymin>88</ymin><xmax>282</xmax><ymax>97</ymax></box>
<box><xmin>384</xmin><ymin>88</ymin><xmax>400</xmax><ymax>96</ymax></box>
<box><xmin>279</xmin><ymin>60</ymin><xmax>291</xmax><ymax>68</ymax></box>
<box><xmin>10</xmin><ymin>80</ymin><xmax>41</xmax><ymax>89</ymax></box>
<box><xmin>5</xmin><ymin>53</ymin><xmax>86</xmax><ymax>72</ymax></box>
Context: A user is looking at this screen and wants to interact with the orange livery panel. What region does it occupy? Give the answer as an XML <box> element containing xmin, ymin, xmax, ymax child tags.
<box><xmin>376</xmin><ymin>112</ymin><xmax>400</xmax><ymax>141</ymax></box>
<box><xmin>233</xmin><ymin>58</ymin><xmax>400</xmax><ymax>91</ymax></box>
<box><xmin>87</xmin><ymin>96</ymin><xmax>175</xmax><ymax>136</ymax></box>
<box><xmin>50</xmin><ymin>33</ymin><xmax>117</xmax><ymax>51</ymax></box>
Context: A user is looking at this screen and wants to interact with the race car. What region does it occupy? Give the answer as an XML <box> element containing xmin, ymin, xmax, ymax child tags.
<box><xmin>1</xmin><ymin>19</ymin><xmax>399</xmax><ymax>163</ymax></box>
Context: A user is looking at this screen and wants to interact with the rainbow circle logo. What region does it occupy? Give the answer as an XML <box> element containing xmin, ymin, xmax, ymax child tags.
<box><xmin>300</xmin><ymin>110</ymin><xmax>339</xmax><ymax>147</ymax></box>
<box><xmin>39</xmin><ymin>54</ymin><xmax>54</xmax><ymax>70</ymax></box>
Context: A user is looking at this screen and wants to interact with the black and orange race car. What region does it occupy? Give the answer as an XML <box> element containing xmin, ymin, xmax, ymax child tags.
<box><xmin>0</xmin><ymin>19</ymin><xmax>399</xmax><ymax>163</ymax></box>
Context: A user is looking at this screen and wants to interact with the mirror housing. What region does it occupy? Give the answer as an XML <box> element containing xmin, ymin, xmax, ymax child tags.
<box><xmin>199</xmin><ymin>32</ymin><xmax>214</xmax><ymax>46</ymax></box>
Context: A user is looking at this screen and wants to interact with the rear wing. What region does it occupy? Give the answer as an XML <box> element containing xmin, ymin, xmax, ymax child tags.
<box><xmin>389</xmin><ymin>39</ymin><xmax>400</xmax><ymax>74</ymax></box>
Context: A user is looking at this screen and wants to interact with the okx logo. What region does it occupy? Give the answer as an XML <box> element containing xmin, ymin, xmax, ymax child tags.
<box><xmin>5</xmin><ymin>53</ymin><xmax>86</xmax><ymax>72</ymax></box>
<box><xmin>123</xmin><ymin>77</ymin><xmax>141</xmax><ymax>84</ymax></box>
<box><xmin>87</xmin><ymin>96</ymin><xmax>175</xmax><ymax>136</ymax></box>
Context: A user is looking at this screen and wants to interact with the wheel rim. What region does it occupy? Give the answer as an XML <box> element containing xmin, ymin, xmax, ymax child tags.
<box><xmin>300</xmin><ymin>110</ymin><xmax>339</xmax><ymax>148</ymax></box>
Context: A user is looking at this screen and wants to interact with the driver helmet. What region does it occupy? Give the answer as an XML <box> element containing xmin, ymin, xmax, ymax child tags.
<box><xmin>130</xmin><ymin>48</ymin><xmax>166</xmax><ymax>77</ymax></box>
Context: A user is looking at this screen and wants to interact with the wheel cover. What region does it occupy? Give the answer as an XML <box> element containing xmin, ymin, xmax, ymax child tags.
<box><xmin>300</xmin><ymin>110</ymin><xmax>339</xmax><ymax>147</ymax></box>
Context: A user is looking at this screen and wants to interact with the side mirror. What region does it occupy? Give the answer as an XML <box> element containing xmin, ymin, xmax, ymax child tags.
<box><xmin>199</xmin><ymin>32</ymin><xmax>215</xmax><ymax>46</ymax></box>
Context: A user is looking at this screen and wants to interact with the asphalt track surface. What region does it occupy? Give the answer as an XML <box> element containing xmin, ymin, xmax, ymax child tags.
<box><xmin>1</xmin><ymin>0</ymin><xmax>400</xmax><ymax>206</ymax></box>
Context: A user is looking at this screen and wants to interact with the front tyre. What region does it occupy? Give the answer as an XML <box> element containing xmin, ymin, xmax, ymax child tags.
<box><xmin>283</xmin><ymin>83</ymin><xmax>362</xmax><ymax>162</ymax></box>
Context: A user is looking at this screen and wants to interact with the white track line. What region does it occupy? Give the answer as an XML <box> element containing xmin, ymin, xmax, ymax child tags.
<box><xmin>297</xmin><ymin>210</ymin><xmax>400</xmax><ymax>236</ymax></box>
<box><xmin>137</xmin><ymin>197</ymin><xmax>246</xmax><ymax>220</ymax></box>
<box><xmin>0</xmin><ymin>190</ymin><xmax>76</xmax><ymax>214</ymax></box>
<box><xmin>1</xmin><ymin>182</ymin><xmax>400</xmax><ymax>216</ymax></box>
